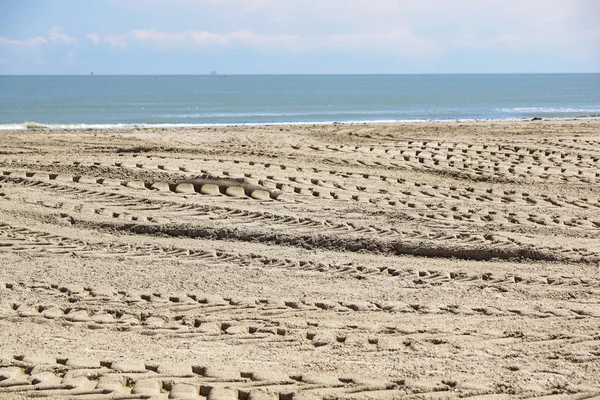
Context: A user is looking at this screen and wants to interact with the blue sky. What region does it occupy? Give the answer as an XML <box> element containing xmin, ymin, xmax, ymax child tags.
<box><xmin>0</xmin><ymin>0</ymin><xmax>598</xmax><ymax>74</ymax></box>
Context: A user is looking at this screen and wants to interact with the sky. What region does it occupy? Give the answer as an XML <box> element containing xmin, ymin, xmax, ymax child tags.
<box><xmin>0</xmin><ymin>0</ymin><xmax>599</xmax><ymax>74</ymax></box>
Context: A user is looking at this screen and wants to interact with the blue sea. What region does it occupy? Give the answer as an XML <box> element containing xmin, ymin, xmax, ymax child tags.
<box><xmin>0</xmin><ymin>74</ymin><xmax>599</xmax><ymax>129</ymax></box>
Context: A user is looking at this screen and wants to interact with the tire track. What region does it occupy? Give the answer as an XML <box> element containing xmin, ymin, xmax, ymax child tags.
<box><xmin>2</xmin><ymin>123</ymin><xmax>600</xmax><ymax>400</ymax></box>
<box><xmin>3</xmin><ymin>280</ymin><xmax>598</xmax><ymax>341</ymax></box>
<box><xmin>3</xmin><ymin>174</ymin><xmax>598</xmax><ymax>263</ymax></box>
<box><xmin>200</xmin><ymin>140</ymin><xmax>600</xmax><ymax>184</ymax></box>
<box><xmin>0</xmin><ymin>169</ymin><xmax>284</xmax><ymax>202</ymax></box>
<box><xmin>5</xmin><ymin>166</ymin><xmax>600</xmax><ymax>234</ymax></box>
<box><xmin>0</xmin><ymin>350</ymin><xmax>597</xmax><ymax>399</ymax></box>
<box><xmin>0</xmin><ymin>353</ymin><xmax>405</xmax><ymax>400</ymax></box>
<box><xmin>5</xmin><ymin>158</ymin><xmax>600</xmax><ymax>210</ymax></box>
<box><xmin>1</xmin><ymin>223</ymin><xmax>598</xmax><ymax>289</ymax></box>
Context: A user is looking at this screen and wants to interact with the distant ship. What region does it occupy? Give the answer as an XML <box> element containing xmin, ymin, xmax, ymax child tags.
<box><xmin>211</xmin><ymin>71</ymin><xmax>217</xmax><ymax>76</ymax></box>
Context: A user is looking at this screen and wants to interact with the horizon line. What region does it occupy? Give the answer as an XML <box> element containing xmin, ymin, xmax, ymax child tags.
<box><xmin>1</xmin><ymin>72</ymin><xmax>600</xmax><ymax>77</ymax></box>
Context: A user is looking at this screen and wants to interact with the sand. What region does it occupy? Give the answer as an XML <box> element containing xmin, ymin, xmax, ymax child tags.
<box><xmin>0</xmin><ymin>119</ymin><xmax>599</xmax><ymax>399</ymax></box>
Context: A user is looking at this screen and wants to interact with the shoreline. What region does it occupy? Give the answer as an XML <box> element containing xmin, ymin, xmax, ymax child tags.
<box><xmin>2</xmin><ymin>115</ymin><xmax>600</xmax><ymax>131</ymax></box>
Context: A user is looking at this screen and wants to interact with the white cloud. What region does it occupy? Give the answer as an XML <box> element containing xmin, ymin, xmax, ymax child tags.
<box><xmin>455</xmin><ymin>26</ymin><xmax>600</xmax><ymax>56</ymax></box>
<box><xmin>102</xmin><ymin>28</ymin><xmax>437</xmax><ymax>58</ymax></box>
<box><xmin>109</xmin><ymin>0</ymin><xmax>596</xmax><ymax>29</ymax></box>
<box><xmin>99</xmin><ymin>0</ymin><xmax>598</xmax><ymax>59</ymax></box>
<box><xmin>48</xmin><ymin>28</ymin><xmax>77</xmax><ymax>44</ymax></box>
<box><xmin>104</xmin><ymin>35</ymin><xmax>128</xmax><ymax>49</ymax></box>
<box><xmin>86</xmin><ymin>33</ymin><xmax>100</xmax><ymax>45</ymax></box>
<box><xmin>108</xmin><ymin>0</ymin><xmax>270</xmax><ymax>11</ymax></box>
<box><xmin>0</xmin><ymin>28</ymin><xmax>77</xmax><ymax>48</ymax></box>
<box><xmin>0</xmin><ymin>36</ymin><xmax>48</xmax><ymax>47</ymax></box>
<box><xmin>130</xmin><ymin>29</ymin><xmax>229</xmax><ymax>46</ymax></box>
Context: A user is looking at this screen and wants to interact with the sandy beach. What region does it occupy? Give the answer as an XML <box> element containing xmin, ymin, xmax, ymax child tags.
<box><xmin>0</xmin><ymin>119</ymin><xmax>599</xmax><ymax>399</ymax></box>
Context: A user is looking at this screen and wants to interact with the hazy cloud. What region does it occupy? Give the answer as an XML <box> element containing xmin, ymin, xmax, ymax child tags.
<box><xmin>86</xmin><ymin>33</ymin><xmax>100</xmax><ymax>45</ymax></box>
<box><xmin>101</xmin><ymin>27</ymin><xmax>437</xmax><ymax>58</ymax></box>
<box><xmin>130</xmin><ymin>29</ymin><xmax>229</xmax><ymax>46</ymax></box>
<box><xmin>48</xmin><ymin>27</ymin><xmax>77</xmax><ymax>44</ymax></box>
<box><xmin>0</xmin><ymin>28</ymin><xmax>76</xmax><ymax>48</ymax></box>
<box><xmin>0</xmin><ymin>0</ymin><xmax>597</xmax><ymax>73</ymax></box>
<box><xmin>0</xmin><ymin>36</ymin><xmax>48</xmax><ymax>47</ymax></box>
<box><xmin>109</xmin><ymin>0</ymin><xmax>597</xmax><ymax>30</ymax></box>
<box><xmin>99</xmin><ymin>0</ymin><xmax>598</xmax><ymax>59</ymax></box>
<box><xmin>104</xmin><ymin>35</ymin><xmax>127</xmax><ymax>49</ymax></box>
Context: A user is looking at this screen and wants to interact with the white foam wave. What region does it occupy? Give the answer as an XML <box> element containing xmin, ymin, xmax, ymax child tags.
<box><xmin>0</xmin><ymin>120</ymin><xmax>437</xmax><ymax>131</ymax></box>
<box><xmin>0</xmin><ymin>122</ymin><xmax>130</xmax><ymax>131</ymax></box>
<box><xmin>2</xmin><ymin>115</ymin><xmax>597</xmax><ymax>131</ymax></box>
<box><xmin>152</xmin><ymin>110</ymin><xmax>412</xmax><ymax>119</ymax></box>
<box><xmin>495</xmin><ymin>107</ymin><xmax>600</xmax><ymax>113</ymax></box>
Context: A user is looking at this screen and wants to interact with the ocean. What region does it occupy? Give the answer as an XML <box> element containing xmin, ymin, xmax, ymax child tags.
<box><xmin>0</xmin><ymin>74</ymin><xmax>599</xmax><ymax>129</ymax></box>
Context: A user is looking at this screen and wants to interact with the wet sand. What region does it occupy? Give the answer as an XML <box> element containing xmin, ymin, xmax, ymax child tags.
<box><xmin>1</xmin><ymin>119</ymin><xmax>599</xmax><ymax>399</ymax></box>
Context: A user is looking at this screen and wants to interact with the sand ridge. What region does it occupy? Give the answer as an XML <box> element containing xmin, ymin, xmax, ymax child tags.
<box><xmin>0</xmin><ymin>119</ymin><xmax>599</xmax><ymax>399</ymax></box>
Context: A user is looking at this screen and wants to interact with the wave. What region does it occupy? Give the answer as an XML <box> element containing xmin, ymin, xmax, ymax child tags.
<box><xmin>495</xmin><ymin>107</ymin><xmax>600</xmax><ymax>114</ymax></box>
<box><xmin>152</xmin><ymin>109</ymin><xmax>469</xmax><ymax>119</ymax></box>
<box><xmin>0</xmin><ymin>120</ymin><xmax>418</xmax><ymax>131</ymax></box>
<box><xmin>0</xmin><ymin>122</ymin><xmax>133</xmax><ymax>131</ymax></box>
<box><xmin>153</xmin><ymin>111</ymin><xmax>400</xmax><ymax>119</ymax></box>
<box><xmin>2</xmin><ymin>114</ymin><xmax>598</xmax><ymax>131</ymax></box>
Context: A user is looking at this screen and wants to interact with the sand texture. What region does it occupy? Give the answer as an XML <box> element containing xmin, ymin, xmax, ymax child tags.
<box><xmin>0</xmin><ymin>119</ymin><xmax>599</xmax><ymax>399</ymax></box>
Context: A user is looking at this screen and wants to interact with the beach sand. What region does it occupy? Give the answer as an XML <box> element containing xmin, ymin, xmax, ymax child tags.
<box><xmin>0</xmin><ymin>119</ymin><xmax>599</xmax><ymax>399</ymax></box>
